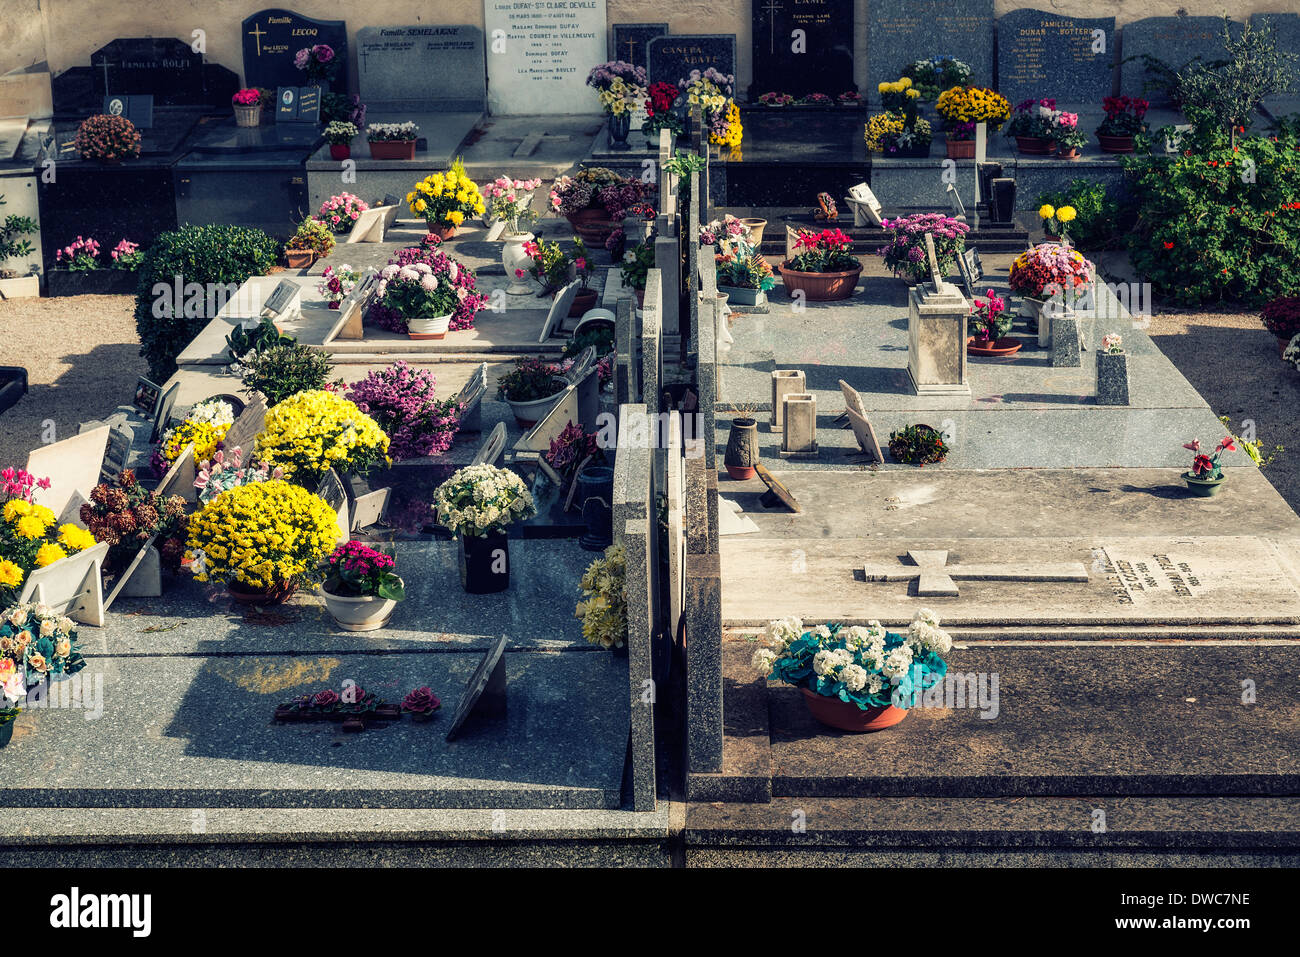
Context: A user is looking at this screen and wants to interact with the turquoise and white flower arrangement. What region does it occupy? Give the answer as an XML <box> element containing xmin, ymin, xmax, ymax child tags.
<box><xmin>752</xmin><ymin>610</ymin><xmax>951</xmax><ymax>730</ymax></box>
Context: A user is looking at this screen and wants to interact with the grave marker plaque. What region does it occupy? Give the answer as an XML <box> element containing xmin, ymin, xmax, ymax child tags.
<box><xmin>243</xmin><ymin>8</ymin><xmax>349</xmax><ymax>93</ymax></box>
<box><xmin>102</xmin><ymin>94</ymin><xmax>154</xmax><ymax>131</ymax></box>
<box><xmin>613</xmin><ymin>23</ymin><xmax>668</xmax><ymax>73</ymax></box>
<box><xmin>275</xmin><ymin>86</ymin><xmax>320</xmax><ymax>124</ymax></box>
<box><xmin>445</xmin><ymin>634</ymin><xmax>509</xmax><ymax>741</ymax></box>
<box><xmin>997</xmin><ymin>10</ymin><xmax>1115</xmax><ymax>106</ymax></box>
<box><xmin>868</xmin><ymin>0</ymin><xmax>994</xmax><ymax>100</ymax></box>
<box><xmin>648</xmin><ymin>34</ymin><xmax>737</xmax><ymax>87</ymax></box>
<box><xmin>357</xmin><ymin>25</ymin><xmax>486</xmax><ymax>111</ymax></box>
<box><xmin>750</xmin><ymin>0</ymin><xmax>853</xmax><ymax>98</ymax></box>
<box><xmin>483</xmin><ymin>0</ymin><xmax>607</xmax><ymax>115</ymax></box>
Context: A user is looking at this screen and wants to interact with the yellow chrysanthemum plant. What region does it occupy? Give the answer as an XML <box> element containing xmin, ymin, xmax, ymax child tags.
<box><xmin>407</xmin><ymin>157</ymin><xmax>486</xmax><ymax>233</ymax></box>
<box><xmin>153</xmin><ymin>397</ymin><xmax>234</xmax><ymax>474</ymax></box>
<box><xmin>934</xmin><ymin>85</ymin><xmax>1011</xmax><ymax>138</ymax></box>
<box><xmin>253</xmin><ymin>389</ymin><xmax>391</xmax><ymax>488</ymax></box>
<box><xmin>709</xmin><ymin>101</ymin><xmax>744</xmax><ymax>150</ymax></box>
<box><xmin>0</xmin><ymin>469</ymin><xmax>98</xmax><ymax>604</ymax></box>
<box><xmin>184</xmin><ymin>479</ymin><xmax>341</xmax><ymax>594</ymax></box>
<box><xmin>1039</xmin><ymin>203</ymin><xmax>1078</xmax><ymax>237</ymax></box>
<box><xmin>574</xmin><ymin>544</ymin><xmax>627</xmax><ymax>650</ymax></box>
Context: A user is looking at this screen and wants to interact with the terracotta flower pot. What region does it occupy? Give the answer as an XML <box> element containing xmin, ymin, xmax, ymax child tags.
<box><xmin>285</xmin><ymin>249</ymin><xmax>315</xmax><ymax>269</ymax></box>
<box><xmin>1057</xmin><ymin>147</ymin><xmax>1081</xmax><ymax>160</ymax></box>
<box><xmin>427</xmin><ymin>223</ymin><xmax>458</xmax><ymax>241</ymax></box>
<box><xmin>368</xmin><ymin>139</ymin><xmax>417</xmax><ymax>160</ymax></box>
<box><xmin>1183</xmin><ymin>472</ymin><xmax>1227</xmax><ymax>497</ymax></box>
<box><xmin>801</xmin><ymin>688</ymin><xmax>908</xmax><ymax>732</ymax></box>
<box><xmin>967</xmin><ymin>336</ymin><xmax>1023</xmax><ymax>357</ymax></box>
<box><xmin>778</xmin><ymin>262</ymin><xmax>862</xmax><ymax>301</ymax></box>
<box><xmin>1097</xmin><ymin>134</ymin><xmax>1135</xmax><ymax>154</ymax></box>
<box><xmin>569</xmin><ymin>287</ymin><xmax>599</xmax><ymax>317</ymax></box>
<box><xmin>565</xmin><ymin>208</ymin><xmax>618</xmax><ymax>245</ymax></box>
<box><xmin>328</xmin><ymin>143</ymin><xmax>351</xmax><ymax>160</ymax></box>
<box><xmin>724</xmin><ymin>417</ymin><xmax>760</xmax><ymax>480</ymax></box>
<box><xmin>945</xmin><ymin>136</ymin><xmax>976</xmax><ymax>159</ymax></box>
<box><xmin>1015</xmin><ymin>135</ymin><xmax>1053</xmax><ymax>155</ymax></box>
<box><xmin>228</xmin><ymin>579</ymin><xmax>297</xmax><ymax>605</ymax></box>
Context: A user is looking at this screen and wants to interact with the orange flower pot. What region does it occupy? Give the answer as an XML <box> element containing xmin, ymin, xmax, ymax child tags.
<box><xmin>801</xmin><ymin>689</ymin><xmax>908</xmax><ymax>732</ymax></box>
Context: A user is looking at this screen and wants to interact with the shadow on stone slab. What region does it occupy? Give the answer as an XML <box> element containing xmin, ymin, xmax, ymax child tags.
<box><xmin>1114</xmin><ymin>483</ymin><xmax>1193</xmax><ymax>500</ymax></box>
<box><xmin>999</xmin><ymin>391</ymin><xmax>1088</xmax><ymax>405</ymax></box>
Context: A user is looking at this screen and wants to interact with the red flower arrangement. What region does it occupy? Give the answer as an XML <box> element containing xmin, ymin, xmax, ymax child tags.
<box><xmin>1183</xmin><ymin>437</ymin><xmax>1234</xmax><ymax>480</ymax></box>
<box><xmin>789</xmin><ymin>228</ymin><xmax>859</xmax><ymax>272</ymax></box>
<box><xmin>75</xmin><ymin>114</ymin><xmax>142</xmax><ymax>162</ymax></box>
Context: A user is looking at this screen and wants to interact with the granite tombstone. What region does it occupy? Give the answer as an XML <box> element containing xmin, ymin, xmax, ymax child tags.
<box><xmin>868</xmin><ymin>0</ymin><xmax>994</xmax><ymax>99</ymax></box>
<box><xmin>243</xmin><ymin>8</ymin><xmax>349</xmax><ymax>93</ymax></box>
<box><xmin>750</xmin><ymin>0</ymin><xmax>854</xmax><ymax>99</ymax></box>
<box><xmin>648</xmin><ymin>34</ymin><xmax>737</xmax><ymax>87</ymax></box>
<box><xmin>613</xmin><ymin>23</ymin><xmax>668</xmax><ymax>74</ymax></box>
<box><xmin>90</xmin><ymin>38</ymin><xmax>208</xmax><ymax>107</ymax></box>
<box><xmin>997</xmin><ymin>10</ymin><xmax>1115</xmax><ymax>106</ymax></box>
<box><xmin>483</xmin><ymin>0</ymin><xmax>607</xmax><ymax>115</ymax></box>
<box><xmin>1120</xmin><ymin>16</ymin><xmax>1242</xmax><ymax>107</ymax></box>
<box><xmin>357</xmin><ymin>25</ymin><xmax>486</xmax><ymax>111</ymax></box>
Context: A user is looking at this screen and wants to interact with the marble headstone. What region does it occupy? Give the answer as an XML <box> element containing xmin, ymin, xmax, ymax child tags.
<box><xmin>613</xmin><ymin>23</ymin><xmax>668</xmax><ymax>73</ymax></box>
<box><xmin>997</xmin><ymin>10</ymin><xmax>1116</xmax><ymax>106</ymax></box>
<box><xmin>1120</xmin><ymin>16</ymin><xmax>1242</xmax><ymax>106</ymax></box>
<box><xmin>868</xmin><ymin>0</ymin><xmax>994</xmax><ymax>98</ymax></box>
<box><xmin>750</xmin><ymin>0</ymin><xmax>853</xmax><ymax>98</ymax></box>
<box><xmin>483</xmin><ymin>0</ymin><xmax>607</xmax><ymax>115</ymax></box>
<box><xmin>242</xmin><ymin>8</ymin><xmax>349</xmax><ymax>93</ymax></box>
<box><xmin>648</xmin><ymin>34</ymin><xmax>737</xmax><ymax>87</ymax></box>
<box><xmin>357</xmin><ymin>25</ymin><xmax>486</xmax><ymax>111</ymax></box>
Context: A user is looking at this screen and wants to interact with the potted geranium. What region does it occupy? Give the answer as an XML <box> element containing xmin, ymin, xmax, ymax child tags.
<box><xmin>345</xmin><ymin>361</ymin><xmax>460</xmax><ymax>460</ymax></box>
<box><xmin>367</xmin><ymin>120</ymin><xmax>419</xmax><ymax>161</ymax></box>
<box><xmin>967</xmin><ymin>289</ymin><xmax>1020</xmax><ymax>356</ymax></box>
<box><xmin>407</xmin><ymin>158</ymin><xmax>484</xmax><ymax>239</ymax></box>
<box><xmin>0</xmin><ymin>603</ymin><xmax>87</xmax><ymax>748</ymax></box>
<box><xmin>619</xmin><ymin>239</ymin><xmax>656</xmax><ymax>308</ymax></box>
<box><xmin>1005</xmin><ymin>97</ymin><xmax>1059</xmax><ymax>154</ymax></box>
<box><xmin>318</xmin><ymin>192</ymin><xmax>369</xmax><ymax>234</ymax></box>
<box><xmin>1182</xmin><ymin>436</ymin><xmax>1235</xmax><ymax>496</ymax></box>
<box><xmin>316</xmin><ymin>263</ymin><xmax>360</xmax><ymax>308</ymax></box>
<box><xmin>433</xmin><ymin>464</ymin><xmax>537</xmax><ymax>594</ymax></box>
<box><xmin>643</xmin><ymin>81</ymin><xmax>685</xmax><ymax>146</ymax></box>
<box><xmin>319</xmin><ymin>541</ymin><xmax>405</xmax><ymax>632</ymax></box>
<box><xmin>1096</xmin><ymin>95</ymin><xmax>1148</xmax><ymax>153</ymax></box>
<box><xmin>876</xmin><ymin>213</ymin><xmax>969</xmax><ymax>285</ymax></box>
<box><xmin>934</xmin><ymin>85</ymin><xmax>1009</xmax><ymax>159</ymax></box>
<box><xmin>253</xmin><ymin>390</ymin><xmax>390</xmax><ymax>486</ymax></box>
<box><xmin>75</xmin><ymin>113</ymin><xmax>141</xmax><ymax>163</ymax></box>
<box><xmin>373</xmin><ymin>260</ymin><xmax>462</xmax><ymax>339</ymax></box>
<box><xmin>574</xmin><ymin>544</ymin><xmax>627</xmax><ymax>649</ymax></box>
<box><xmin>779</xmin><ymin>228</ymin><xmax>861</xmax><ymax>301</ymax></box>
<box><xmin>496</xmin><ymin>357</ymin><xmax>569</xmax><ymax>427</ymax></box>
<box><xmin>232</xmin><ymin>88</ymin><xmax>262</xmax><ymax>127</ymax></box>
<box><xmin>586</xmin><ymin>60</ymin><xmax>646</xmax><ymax>150</ymax></box>
<box><xmin>0</xmin><ymin>197</ymin><xmax>37</xmax><ymax>300</ymax></box>
<box><xmin>285</xmin><ymin>217</ymin><xmax>335</xmax><ymax>268</ymax></box>
<box><xmin>366</xmin><ymin>243</ymin><xmax>487</xmax><ymax>336</ymax></box>
<box><xmin>185</xmin><ymin>479</ymin><xmax>341</xmax><ymax>604</ymax></box>
<box><xmin>484</xmin><ymin>175</ymin><xmax>543</xmax><ymax>293</ymax></box>
<box><xmin>751</xmin><ymin>612</ymin><xmax>951</xmax><ymax>732</ymax></box>
<box><xmin>323</xmin><ymin>120</ymin><xmax>358</xmax><ymax>160</ymax></box>
<box><xmin>1260</xmin><ymin>297</ymin><xmax>1300</xmax><ymax>355</ymax></box>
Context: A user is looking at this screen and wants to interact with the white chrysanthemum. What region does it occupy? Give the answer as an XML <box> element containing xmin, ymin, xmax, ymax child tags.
<box><xmin>421</xmin><ymin>274</ymin><xmax>438</xmax><ymax>292</ymax></box>
<box><xmin>397</xmin><ymin>266</ymin><xmax>420</xmax><ymax>282</ymax></box>
<box><xmin>840</xmin><ymin>663</ymin><xmax>868</xmax><ymax>692</ymax></box>
<box><xmin>751</xmin><ymin>648</ymin><xmax>777</xmax><ymax>677</ymax></box>
<box><xmin>412</xmin><ymin>262</ymin><xmax>433</xmax><ymax>275</ymax></box>
<box><xmin>380</xmin><ymin>265</ymin><xmax>399</xmax><ymax>279</ymax></box>
<box><xmin>881</xmin><ymin>645</ymin><xmax>915</xmax><ymax>680</ymax></box>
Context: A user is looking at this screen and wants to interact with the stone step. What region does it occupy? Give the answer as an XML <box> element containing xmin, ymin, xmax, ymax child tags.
<box><xmin>689</xmin><ymin>639</ymin><xmax>1300</xmax><ymax>801</ymax></box>
<box><xmin>684</xmin><ymin>796</ymin><xmax>1300</xmax><ymax>867</ymax></box>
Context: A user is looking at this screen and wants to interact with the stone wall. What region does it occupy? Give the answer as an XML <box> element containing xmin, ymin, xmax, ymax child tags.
<box><xmin>3</xmin><ymin>1</ymin><xmax>1289</xmax><ymax>99</ymax></box>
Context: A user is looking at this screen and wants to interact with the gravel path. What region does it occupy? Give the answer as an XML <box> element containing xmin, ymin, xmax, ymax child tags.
<box><xmin>0</xmin><ymin>293</ymin><xmax>144</xmax><ymax>467</ymax></box>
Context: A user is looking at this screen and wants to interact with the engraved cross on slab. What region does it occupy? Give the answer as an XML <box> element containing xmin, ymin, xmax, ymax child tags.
<box><xmin>862</xmin><ymin>549</ymin><xmax>1089</xmax><ymax>598</ymax></box>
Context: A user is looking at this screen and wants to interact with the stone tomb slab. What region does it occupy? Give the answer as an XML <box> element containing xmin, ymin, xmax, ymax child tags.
<box><xmin>996</xmin><ymin>10</ymin><xmax>1115</xmax><ymax>107</ymax></box>
<box><xmin>721</xmin><ymin>535</ymin><xmax>1300</xmax><ymax>627</ymax></box>
<box><xmin>613</xmin><ymin>23</ymin><xmax>668</xmax><ymax>73</ymax></box>
<box><xmin>0</xmin><ymin>648</ymin><xmax>628</xmax><ymax>810</ymax></box>
<box><xmin>648</xmin><ymin>34</ymin><xmax>738</xmax><ymax>87</ymax></box>
<box><xmin>1120</xmin><ymin>16</ymin><xmax>1243</xmax><ymax>107</ymax></box>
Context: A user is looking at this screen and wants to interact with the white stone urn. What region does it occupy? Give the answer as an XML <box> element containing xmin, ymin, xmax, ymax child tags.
<box><xmin>502</xmin><ymin>230</ymin><xmax>536</xmax><ymax>295</ymax></box>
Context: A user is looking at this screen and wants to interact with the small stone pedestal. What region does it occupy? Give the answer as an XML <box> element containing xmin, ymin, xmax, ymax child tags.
<box><xmin>1096</xmin><ymin>351</ymin><xmax>1130</xmax><ymax>405</ymax></box>
<box><xmin>779</xmin><ymin>393</ymin><xmax>818</xmax><ymax>459</ymax></box>
<box><xmin>1051</xmin><ymin>314</ymin><xmax>1081</xmax><ymax>367</ymax></box>
<box><xmin>770</xmin><ymin>370</ymin><xmax>805</xmax><ymax>431</ymax></box>
<box><xmin>907</xmin><ymin>282</ymin><xmax>971</xmax><ymax>395</ymax></box>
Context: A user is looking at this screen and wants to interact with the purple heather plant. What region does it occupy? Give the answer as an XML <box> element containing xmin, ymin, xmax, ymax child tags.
<box><xmin>345</xmin><ymin>361</ymin><xmax>461</xmax><ymax>460</ymax></box>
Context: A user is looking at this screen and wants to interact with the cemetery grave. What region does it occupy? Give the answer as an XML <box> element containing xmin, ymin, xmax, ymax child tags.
<box><xmin>2</xmin><ymin>0</ymin><xmax>1300</xmax><ymax>876</ymax></box>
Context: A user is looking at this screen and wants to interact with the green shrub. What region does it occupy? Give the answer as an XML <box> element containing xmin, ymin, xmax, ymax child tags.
<box><xmin>1123</xmin><ymin>122</ymin><xmax>1300</xmax><ymax>306</ymax></box>
<box><xmin>237</xmin><ymin>343</ymin><xmax>340</xmax><ymax>407</ymax></box>
<box><xmin>134</xmin><ymin>224</ymin><xmax>280</xmax><ymax>380</ymax></box>
<box><xmin>1033</xmin><ymin>179</ymin><xmax>1127</xmax><ymax>251</ymax></box>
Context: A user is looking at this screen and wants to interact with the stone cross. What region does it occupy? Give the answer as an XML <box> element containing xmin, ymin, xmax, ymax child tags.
<box><xmin>862</xmin><ymin>549</ymin><xmax>1089</xmax><ymax>598</ymax></box>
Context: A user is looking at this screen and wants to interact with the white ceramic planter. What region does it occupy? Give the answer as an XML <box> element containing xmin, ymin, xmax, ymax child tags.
<box><xmin>0</xmin><ymin>275</ymin><xmax>40</xmax><ymax>299</ymax></box>
<box><xmin>321</xmin><ymin>581</ymin><xmax>401</xmax><ymax>632</ymax></box>
<box><xmin>502</xmin><ymin>230</ymin><xmax>536</xmax><ymax>295</ymax></box>
<box><xmin>407</xmin><ymin>313</ymin><xmax>452</xmax><ymax>340</ymax></box>
<box><xmin>505</xmin><ymin>381</ymin><xmax>568</xmax><ymax>427</ymax></box>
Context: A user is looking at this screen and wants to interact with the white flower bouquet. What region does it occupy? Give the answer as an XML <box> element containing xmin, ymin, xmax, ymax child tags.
<box><xmin>432</xmin><ymin>464</ymin><xmax>537</xmax><ymax>538</ymax></box>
